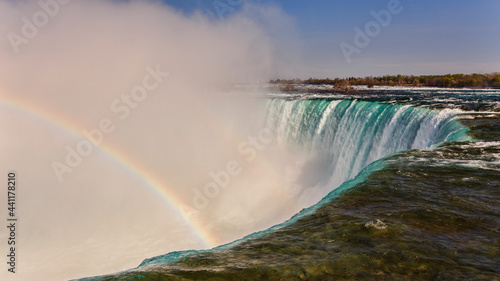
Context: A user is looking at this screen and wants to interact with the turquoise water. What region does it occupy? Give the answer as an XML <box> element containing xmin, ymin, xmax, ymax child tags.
<box><xmin>77</xmin><ymin>91</ymin><xmax>499</xmax><ymax>281</ymax></box>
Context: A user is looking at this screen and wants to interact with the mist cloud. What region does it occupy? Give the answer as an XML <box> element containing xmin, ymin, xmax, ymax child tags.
<box><xmin>0</xmin><ymin>1</ymin><xmax>301</xmax><ymax>280</ymax></box>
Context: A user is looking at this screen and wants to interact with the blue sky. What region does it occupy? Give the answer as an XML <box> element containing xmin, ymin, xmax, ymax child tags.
<box><xmin>161</xmin><ymin>0</ymin><xmax>500</xmax><ymax>78</ymax></box>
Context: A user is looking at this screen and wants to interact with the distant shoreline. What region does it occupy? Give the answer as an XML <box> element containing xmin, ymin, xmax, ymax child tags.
<box><xmin>270</xmin><ymin>73</ymin><xmax>500</xmax><ymax>90</ymax></box>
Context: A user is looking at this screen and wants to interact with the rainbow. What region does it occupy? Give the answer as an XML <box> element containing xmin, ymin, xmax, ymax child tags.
<box><xmin>0</xmin><ymin>95</ymin><xmax>219</xmax><ymax>249</ymax></box>
<box><xmin>1</xmin><ymin>93</ymin><xmax>300</xmax><ymax>252</ymax></box>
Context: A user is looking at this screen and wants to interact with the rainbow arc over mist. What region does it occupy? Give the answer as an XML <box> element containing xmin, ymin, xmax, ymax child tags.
<box><xmin>0</xmin><ymin>96</ymin><xmax>219</xmax><ymax>249</ymax></box>
<box><xmin>1</xmin><ymin>93</ymin><xmax>300</xmax><ymax>251</ymax></box>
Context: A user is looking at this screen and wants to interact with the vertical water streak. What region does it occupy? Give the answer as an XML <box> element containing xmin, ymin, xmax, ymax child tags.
<box><xmin>266</xmin><ymin>99</ymin><xmax>471</xmax><ymax>200</ymax></box>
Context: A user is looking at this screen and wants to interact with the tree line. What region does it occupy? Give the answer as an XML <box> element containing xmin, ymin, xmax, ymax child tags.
<box><xmin>270</xmin><ymin>73</ymin><xmax>500</xmax><ymax>88</ymax></box>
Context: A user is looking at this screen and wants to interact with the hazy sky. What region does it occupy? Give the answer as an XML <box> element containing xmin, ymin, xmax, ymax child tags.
<box><xmin>164</xmin><ymin>0</ymin><xmax>500</xmax><ymax>78</ymax></box>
